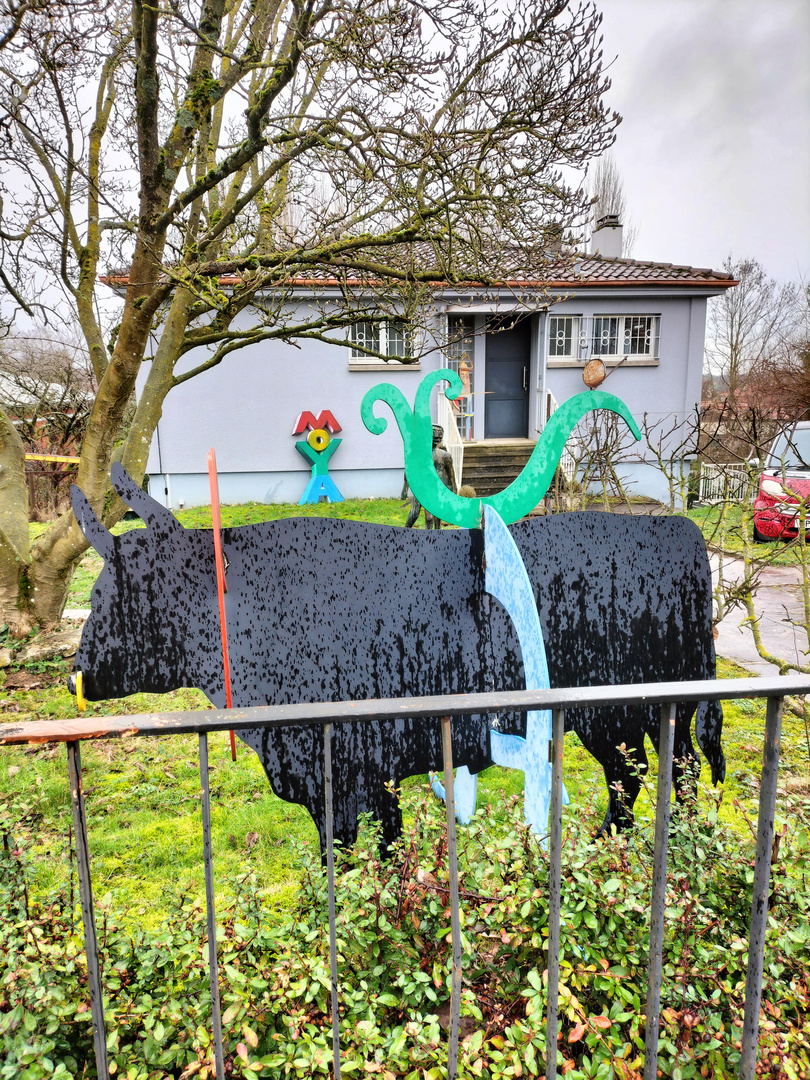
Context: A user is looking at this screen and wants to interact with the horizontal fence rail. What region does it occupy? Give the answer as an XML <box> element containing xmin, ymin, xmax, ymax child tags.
<box><xmin>3</xmin><ymin>674</ymin><xmax>810</xmax><ymax>1080</ymax></box>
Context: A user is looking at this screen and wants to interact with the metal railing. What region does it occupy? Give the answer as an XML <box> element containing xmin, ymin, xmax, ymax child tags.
<box><xmin>436</xmin><ymin>388</ymin><xmax>465</xmax><ymax>487</ymax></box>
<box><xmin>2</xmin><ymin>674</ymin><xmax>809</xmax><ymax>1080</ymax></box>
<box><xmin>544</xmin><ymin>390</ymin><xmax>577</xmax><ymax>483</ymax></box>
<box><xmin>698</xmin><ymin>462</ymin><xmax>750</xmax><ymax>503</ymax></box>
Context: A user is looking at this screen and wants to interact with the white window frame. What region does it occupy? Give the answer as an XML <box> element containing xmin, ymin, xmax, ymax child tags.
<box><xmin>547</xmin><ymin>314</ymin><xmax>661</xmax><ymax>367</ymax></box>
<box><xmin>591</xmin><ymin>314</ymin><xmax>660</xmax><ymax>359</ymax></box>
<box><xmin>349</xmin><ymin>319</ymin><xmax>416</xmax><ymax>369</ymax></box>
<box><xmin>548</xmin><ymin>315</ymin><xmax>584</xmax><ymax>360</ymax></box>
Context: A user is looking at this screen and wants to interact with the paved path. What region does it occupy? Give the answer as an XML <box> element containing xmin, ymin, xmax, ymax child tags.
<box><xmin>711</xmin><ymin>554</ymin><xmax>809</xmax><ymax>675</ymax></box>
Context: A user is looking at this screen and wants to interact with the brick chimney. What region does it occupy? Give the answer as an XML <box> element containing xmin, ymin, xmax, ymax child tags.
<box><xmin>590</xmin><ymin>214</ymin><xmax>623</xmax><ymax>258</ymax></box>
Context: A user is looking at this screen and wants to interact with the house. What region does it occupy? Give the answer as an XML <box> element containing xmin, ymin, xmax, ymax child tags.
<box><xmin>138</xmin><ymin>219</ymin><xmax>737</xmax><ymax>507</ymax></box>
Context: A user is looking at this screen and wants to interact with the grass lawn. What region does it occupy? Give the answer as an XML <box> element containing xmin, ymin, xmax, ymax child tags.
<box><xmin>3</xmin><ymin>492</ymin><xmax>809</xmax><ymax>926</ymax></box>
<box><xmin>3</xmin><ymin>657</ymin><xmax>809</xmax><ymax>929</ymax></box>
<box><xmin>687</xmin><ymin>501</ymin><xmax>810</xmax><ymax>567</ymax></box>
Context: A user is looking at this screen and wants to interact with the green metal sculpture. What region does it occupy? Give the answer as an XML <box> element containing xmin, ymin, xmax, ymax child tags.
<box><xmin>361</xmin><ymin>369</ymin><xmax>642</xmax><ymax>528</ymax></box>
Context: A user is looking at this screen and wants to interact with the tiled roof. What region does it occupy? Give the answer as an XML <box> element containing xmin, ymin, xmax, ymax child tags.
<box><xmin>544</xmin><ymin>255</ymin><xmax>737</xmax><ymax>288</ymax></box>
<box><xmin>103</xmin><ymin>251</ymin><xmax>737</xmax><ymax>292</ymax></box>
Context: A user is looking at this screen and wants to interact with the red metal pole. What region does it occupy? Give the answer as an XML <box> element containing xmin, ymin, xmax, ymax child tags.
<box><xmin>207</xmin><ymin>449</ymin><xmax>236</xmax><ymax>760</ymax></box>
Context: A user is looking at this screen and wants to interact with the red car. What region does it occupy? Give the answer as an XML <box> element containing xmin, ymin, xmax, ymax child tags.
<box><xmin>753</xmin><ymin>422</ymin><xmax>810</xmax><ymax>541</ymax></box>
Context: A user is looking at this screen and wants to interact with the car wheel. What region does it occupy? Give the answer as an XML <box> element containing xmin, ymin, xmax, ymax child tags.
<box><xmin>753</xmin><ymin>522</ymin><xmax>772</xmax><ymax>543</ymax></box>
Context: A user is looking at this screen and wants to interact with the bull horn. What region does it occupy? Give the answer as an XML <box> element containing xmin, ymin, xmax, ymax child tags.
<box><xmin>111</xmin><ymin>463</ymin><xmax>183</xmax><ymax>533</ymax></box>
<box><xmin>71</xmin><ymin>485</ymin><xmax>116</xmax><ymax>561</ymax></box>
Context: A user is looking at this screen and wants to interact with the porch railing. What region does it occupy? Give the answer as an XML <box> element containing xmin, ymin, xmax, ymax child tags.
<box><xmin>697</xmin><ymin>462</ymin><xmax>751</xmax><ymax>504</ymax></box>
<box><xmin>544</xmin><ymin>390</ymin><xmax>577</xmax><ymax>483</ymax></box>
<box><xmin>2</xmin><ymin>674</ymin><xmax>809</xmax><ymax>1080</ymax></box>
<box><xmin>436</xmin><ymin>388</ymin><xmax>465</xmax><ymax>488</ymax></box>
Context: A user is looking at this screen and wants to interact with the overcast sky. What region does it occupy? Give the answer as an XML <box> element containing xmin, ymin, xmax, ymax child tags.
<box><xmin>595</xmin><ymin>0</ymin><xmax>809</xmax><ymax>283</ymax></box>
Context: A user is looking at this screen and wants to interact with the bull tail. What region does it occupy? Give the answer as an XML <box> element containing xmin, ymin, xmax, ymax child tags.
<box><xmin>695</xmin><ymin>698</ymin><xmax>726</xmax><ymax>785</ymax></box>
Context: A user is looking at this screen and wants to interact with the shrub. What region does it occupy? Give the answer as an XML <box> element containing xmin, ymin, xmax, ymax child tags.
<box><xmin>1</xmin><ymin>784</ymin><xmax>809</xmax><ymax>1078</ymax></box>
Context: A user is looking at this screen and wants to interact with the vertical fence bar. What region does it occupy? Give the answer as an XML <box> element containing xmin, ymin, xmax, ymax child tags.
<box><xmin>199</xmin><ymin>734</ymin><xmax>225</xmax><ymax>1080</ymax></box>
<box><xmin>643</xmin><ymin>702</ymin><xmax>676</xmax><ymax>1080</ymax></box>
<box><xmin>740</xmin><ymin>694</ymin><xmax>784</xmax><ymax>1079</ymax></box>
<box><xmin>66</xmin><ymin>741</ymin><xmax>109</xmax><ymax>1078</ymax></box>
<box><xmin>323</xmin><ymin>723</ymin><xmax>342</xmax><ymax>1079</ymax></box>
<box><xmin>545</xmin><ymin>708</ymin><xmax>565</xmax><ymax>1080</ymax></box>
<box><xmin>441</xmin><ymin>716</ymin><xmax>462</xmax><ymax>1080</ymax></box>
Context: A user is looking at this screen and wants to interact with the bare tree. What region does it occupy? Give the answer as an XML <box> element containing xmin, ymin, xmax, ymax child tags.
<box><xmin>706</xmin><ymin>257</ymin><xmax>800</xmax><ymax>401</ymax></box>
<box><xmin>757</xmin><ymin>281</ymin><xmax>810</xmax><ymax>420</ymax></box>
<box><xmin>588</xmin><ymin>152</ymin><xmax>638</xmax><ymax>256</ymax></box>
<box><xmin>0</xmin><ymin>0</ymin><xmax>620</xmax><ymax>628</ymax></box>
<box><xmin>0</xmin><ymin>334</ymin><xmax>97</xmax><ymax>520</ymax></box>
<box><xmin>0</xmin><ymin>334</ymin><xmax>96</xmax><ymax>457</ymax></box>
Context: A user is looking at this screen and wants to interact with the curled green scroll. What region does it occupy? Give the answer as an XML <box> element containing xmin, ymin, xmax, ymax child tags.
<box><xmin>361</xmin><ymin>369</ymin><xmax>642</xmax><ymax>528</ymax></box>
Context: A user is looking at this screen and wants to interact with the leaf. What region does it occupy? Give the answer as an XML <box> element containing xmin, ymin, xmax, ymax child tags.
<box><xmin>568</xmin><ymin>1022</ymin><xmax>586</xmax><ymax>1043</ymax></box>
<box><xmin>242</xmin><ymin>1024</ymin><xmax>259</xmax><ymax>1049</ymax></box>
<box><xmin>222</xmin><ymin>1004</ymin><xmax>240</xmax><ymax>1026</ymax></box>
<box><xmin>592</xmin><ymin>1015</ymin><xmax>612</xmax><ymax>1030</ymax></box>
<box><xmin>236</xmin><ymin>1043</ymin><xmax>250</xmax><ymax>1063</ymax></box>
<box><xmin>466</xmin><ymin>1030</ymin><xmax>484</xmax><ymax>1055</ymax></box>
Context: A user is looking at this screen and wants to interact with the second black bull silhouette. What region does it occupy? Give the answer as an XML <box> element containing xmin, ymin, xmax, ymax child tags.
<box><xmin>70</xmin><ymin>466</ymin><xmax>724</xmax><ymax>851</ymax></box>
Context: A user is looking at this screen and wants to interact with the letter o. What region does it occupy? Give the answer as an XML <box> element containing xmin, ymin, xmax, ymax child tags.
<box><xmin>307</xmin><ymin>428</ymin><xmax>331</xmax><ymax>451</ymax></box>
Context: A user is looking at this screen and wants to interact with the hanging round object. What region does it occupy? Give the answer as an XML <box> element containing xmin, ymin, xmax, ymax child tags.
<box><xmin>583</xmin><ymin>358</ymin><xmax>607</xmax><ymax>389</ymax></box>
<box><xmin>307</xmin><ymin>427</ymin><xmax>331</xmax><ymax>451</ymax></box>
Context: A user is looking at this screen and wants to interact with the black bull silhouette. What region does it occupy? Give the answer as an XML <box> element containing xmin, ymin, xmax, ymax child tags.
<box><xmin>70</xmin><ymin>466</ymin><xmax>724</xmax><ymax>852</ymax></box>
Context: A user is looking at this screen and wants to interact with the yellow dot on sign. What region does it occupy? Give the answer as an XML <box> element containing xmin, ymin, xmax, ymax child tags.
<box><xmin>307</xmin><ymin>428</ymin><xmax>330</xmax><ymax>451</ymax></box>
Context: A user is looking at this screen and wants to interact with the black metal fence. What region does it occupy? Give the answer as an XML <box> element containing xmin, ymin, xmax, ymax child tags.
<box><xmin>2</xmin><ymin>674</ymin><xmax>809</xmax><ymax>1080</ymax></box>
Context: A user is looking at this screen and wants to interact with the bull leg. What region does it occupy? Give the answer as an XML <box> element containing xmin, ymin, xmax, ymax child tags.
<box><xmin>593</xmin><ymin>742</ymin><xmax>649</xmax><ymax>835</ymax></box>
<box><xmin>695</xmin><ymin>699</ymin><xmax>726</xmax><ymax>784</ymax></box>
<box><xmin>319</xmin><ymin>781</ymin><xmax>403</xmax><ymax>859</ymax></box>
<box><xmin>647</xmin><ymin>703</ymin><xmax>700</xmax><ymax>811</ymax></box>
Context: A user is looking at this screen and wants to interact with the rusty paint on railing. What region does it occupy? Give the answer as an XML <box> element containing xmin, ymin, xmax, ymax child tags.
<box><xmin>2</xmin><ymin>676</ymin><xmax>807</xmax><ymax>746</ymax></box>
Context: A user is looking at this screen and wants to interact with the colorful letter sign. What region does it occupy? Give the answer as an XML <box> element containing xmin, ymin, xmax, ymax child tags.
<box><xmin>294</xmin><ymin>410</ymin><xmax>344</xmax><ymax>504</ymax></box>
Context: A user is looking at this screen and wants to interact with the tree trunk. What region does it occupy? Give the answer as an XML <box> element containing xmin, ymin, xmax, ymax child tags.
<box><xmin>27</xmin><ymin>546</ymin><xmax>83</xmax><ymax>626</ymax></box>
<box><xmin>0</xmin><ymin>408</ymin><xmax>31</xmax><ymax>632</ymax></box>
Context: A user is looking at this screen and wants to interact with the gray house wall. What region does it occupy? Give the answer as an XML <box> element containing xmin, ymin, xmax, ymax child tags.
<box><xmin>142</xmin><ymin>301</ymin><xmax>442</xmax><ymax>508</ymax></box>
<box><xmin>139</xmin><ymin>287</ymin><xmax>711</xmax><ymax>509</ymax></box>
<box><xmin>542</xmin><ymin>292</ymin><xmax>708</xmax><ymax>502</ymax></box>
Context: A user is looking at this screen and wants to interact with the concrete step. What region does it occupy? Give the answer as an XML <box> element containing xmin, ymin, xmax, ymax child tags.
<box><xmin>461</xmin><ymin>441</ymin><xmax>536</xmax><ymax>496</ymax></box>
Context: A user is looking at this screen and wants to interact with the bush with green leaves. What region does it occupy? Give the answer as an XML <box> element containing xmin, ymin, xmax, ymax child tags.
<box><xmin>1</xmin><ymin>782</ymin><xmax>810</xmax><ymax>1079</ymax></box>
